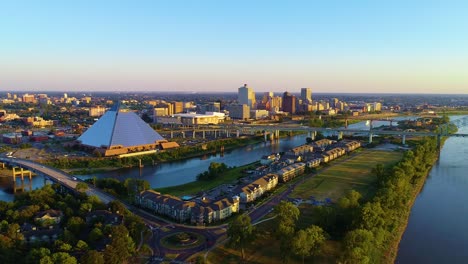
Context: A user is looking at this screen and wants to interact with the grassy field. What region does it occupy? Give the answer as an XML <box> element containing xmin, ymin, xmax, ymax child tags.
<box><xmin>290</xmin><ymin>150</ymin><xmax>403</xmax><ymax>202</ymax></box>
<box><xmin>205</xmin><ymin>148</ymin><xmax>404</xmax><ymax>264</ymax></box>
<box><xmin>154</xmin><ymin>162</ymin><xmax>258</xmax><ymax>197</ymax></box>
<box><xmin>205</xmin><ymin>230</ymin><xmax>340</xmax><ymax>264</ymax></box>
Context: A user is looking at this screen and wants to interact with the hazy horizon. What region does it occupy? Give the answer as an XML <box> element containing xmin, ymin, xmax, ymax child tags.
<box><xmin>1</xmin><ymin>1</ymin><xmax>467</xmax><ymax>94</ymax></box>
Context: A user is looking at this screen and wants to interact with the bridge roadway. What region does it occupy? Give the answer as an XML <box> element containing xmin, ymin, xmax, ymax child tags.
<box><xmin>0</xmin><ymin>157</ymin><xmax>115</xmax><ymax>204</ymax></box>
<box><xmin>209</xmin><ymin>124</ymin><xmax>468</xmax><ymax>138</ymax></box>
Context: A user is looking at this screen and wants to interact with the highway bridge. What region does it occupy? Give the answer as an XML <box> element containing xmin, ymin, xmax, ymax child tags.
<box><xmin>0</xmin><ymin>157</ymin><xmax>115</xmax><ymax>204</ymax></box>
<box><xmin>199</xmin><ymin>115</ymin><xmax>468</xmax><ymax>143</ymax></box>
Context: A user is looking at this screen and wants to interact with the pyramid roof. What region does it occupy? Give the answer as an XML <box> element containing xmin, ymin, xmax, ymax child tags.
<box><xmin>78</xmin><ymin>103</ymin><xmax>165</xmax><ymax>148</ymax></box>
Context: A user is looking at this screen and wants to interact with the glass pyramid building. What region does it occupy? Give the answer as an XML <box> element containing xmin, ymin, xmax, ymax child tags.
<box><xmin>77</xmin><ymin>103</ymin><xmax>166</xmax><ymax>156</ymax></box>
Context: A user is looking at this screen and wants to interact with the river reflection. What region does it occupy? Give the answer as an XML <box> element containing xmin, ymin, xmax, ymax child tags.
<box><xmin>396</xmin><ymin>116</ymin><xmax>468</xmax><ymax>264</ymax></box>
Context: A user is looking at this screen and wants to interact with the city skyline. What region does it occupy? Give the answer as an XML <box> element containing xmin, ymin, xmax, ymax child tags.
<box><xmin>1</xmin><ymin>1</ymin><xmax>468</xmax><ymax>94</ymax></box>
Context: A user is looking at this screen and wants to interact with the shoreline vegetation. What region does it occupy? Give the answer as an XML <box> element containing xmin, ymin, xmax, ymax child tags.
<box><xmin>205</xmin><ymin>137</ymin><xmax>444</xmax><ymax>264</ymax></box>
<box><xmin>385</xmin><ymin>136</ymin><xmax>449</xmax><ymax>263</ymax></box>
<box><xmin>45</xmin><ymin>131</ymin><xmax>305</xmax><ymax>175</ymax></box>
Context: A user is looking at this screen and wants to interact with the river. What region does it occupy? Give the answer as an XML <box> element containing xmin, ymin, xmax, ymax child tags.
<box><xmin>0</xmin><ymin>134</ymin><xmax>310</xmax><ymax>201</ymax></box>
<box><xmin>396</xmin><ymin>116</ymin><xmax>468</xmax><ymax>263</ymax></box>
<box><xmin>0</xmin><ymin>116</ymin><xmax>416</xmax><ymax>201</ymax></box>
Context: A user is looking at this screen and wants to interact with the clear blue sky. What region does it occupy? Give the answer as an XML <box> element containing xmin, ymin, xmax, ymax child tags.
<box><xmin>1</xmin><ymin>0</ymin><xmax>467</xmax><ymax>93</ymax></box>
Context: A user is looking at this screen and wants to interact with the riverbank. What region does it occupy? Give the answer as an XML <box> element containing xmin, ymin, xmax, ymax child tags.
<box><xmin>47</xmin><ymin>135</ymin><xmax>266</xmax><ymax>174</ymax></box>
<box><xmin>56</xmin><ymin>132</ymin><xmax>305</xmax><ymax>175</ymax></box>
<box><xmin>384</xmin><ymin>138</ymin><xmax>446</xmax><ymax>263</ymax></box>
<box><xmin>154</xmin><ymin>162</ymin><xmax>259</xmax><ymax>197</ymax></box>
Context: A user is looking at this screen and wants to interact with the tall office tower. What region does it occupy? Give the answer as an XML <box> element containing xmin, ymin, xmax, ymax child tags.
<box><xmin>282</xmin><ymin>92</ymin><xmax>296</xmax><ymax>114</ymax></box>
<box><xmin>330</xmin><ymin>98</ymin><xmax>339</xmax><ymax>108</ymax></box>
<box><xmin>262</xmin><ymin>92</ymin><xmax>274</xmax><ymax>104</ymax></box>
<box><xmin>301</xmin><ymin>88</ymin><xmax>312</xmax><ymax>104</ymax></box>
<box><xmin>238</xmin><ymin>84</ymin><xmax>256</xmax><ymax>109</ymax></box>
<box><xmin>63</xmin><ymin>93</ymin><xmax>68</xmax><ymax>99</ymax></box>
<box><xmin>270</xmin><ymin>96</ymin><xmax>283</xmax><ymax>111</ymax></box>
<box><xmin>172</xmin><ymin>101</ymin><xmax>184</xmax><ymax>114</ymax></box>
<box><xmin>6</xmin><ymin>93</ymin><xmax>11</xmax><ymax>99</ymax></box>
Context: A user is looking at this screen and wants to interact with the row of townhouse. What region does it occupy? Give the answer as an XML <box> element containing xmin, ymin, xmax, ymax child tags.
<box><xmin>337</xmin><ymin>140</ymin><xmax>361</xmax><ymax>152</ymax></box>
<box><xmin>310</xmin><ymin>139</ymin><xmax>333</xmax><ymax>150</ymax></box>
<box><xmin>136</xmin><ymin>190</ymin><xmax>240</xmax><ymax>224</ymax></box>
<box><xmin>286</xmin><ymin>144</ymin><xmax>314</xmax><ymax>157</ymax></box>
<box><xmin>322</xmin><ymin>147</ymin><xmax>346</xmax><ymax>162</ymax></box>
<box><xmin>306</xmin><ymin>157</ymin><xmax>322</xmax><ymax>168</ymax></box>
<box><xmin>304</xmin><ymin>140</ymin><xmax>361</xmax><ymax>166</ymax></box>
<box><xmin>235</xmin><ymin>174</ymin><xmax>279</xmax><ymax>204</ymax></box>
<box><xmin>277</xmin><ymin>163</ymin><xmax>306</xmax><ymax>183</ymax></box>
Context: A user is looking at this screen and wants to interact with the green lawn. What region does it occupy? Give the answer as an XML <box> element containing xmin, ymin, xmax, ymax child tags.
<box><xmin>154</xmin><ymin>162</ymin><xmax>259</xmax><ymax>197</ymax></box>
<box><xmin>206</xmin><ymin>149</ymin><xmax>404</xmax><ymax>264</ymax></box>
<box><xmin>290</xmin><ymin>150</ymin><xmax>403</xmax><ymax>201</ymax></box>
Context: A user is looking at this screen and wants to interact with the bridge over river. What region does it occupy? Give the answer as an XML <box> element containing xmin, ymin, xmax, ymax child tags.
<box><xmin>0</xmin><ymin>157</ymin><xmax>115</xmax><ymax>204</ymax></box>
<box><xmin>214</xmin><ymin>115</ymin><xmax>468</xmax><ymax>145</ymax></box>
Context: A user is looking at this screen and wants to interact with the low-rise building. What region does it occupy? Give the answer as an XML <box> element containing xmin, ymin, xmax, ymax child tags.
<box><xmin>23</xmin><ymin>116</ymin><xmax>54</xmax><ymax>127</ymax></box>
<box><xmin>191</xmin><ymin>196</ymin><xmax>240</xmax><ymax>225</ymax></box>
<box><xmin>171</xmin><ymin>112</ymin><xmax>225</xmax><ymax>125</ymax></box>
<box><xmin>34</xmin><ymin>209</ymin><xmax>63</xmax><ymax>225</ymax></box>
<box><xmin>136</xmin><ymin>190</ymin><xmax>195</xmax><ymax>223</ymax></box>
<box><xmin>311</xmin><ymin>139</ymin><xmax>333</xmax><ymax>150</ymax></box>
<box><xmin>227</xmin><ymin>104</ymin><xmax>250</xmax><ymax>120</ymax></box>
<box><xmin>235</xmin><ymin>174</ymin><xmax>279</xmax><ymax>204</ymax></box>
<box><xmin>286</xmin><ymin>144</ymin><xmax>313</xmax><ymax>156</ymax></box>
<box><xmin>337</xmin><ymin>140</ymin><xmax>361</xmax><ymax>152</ymax></box>
<box><xmin>277</xmin><ymin>163</ymin><xmax>306</xmax><ymax>183</ymax></box>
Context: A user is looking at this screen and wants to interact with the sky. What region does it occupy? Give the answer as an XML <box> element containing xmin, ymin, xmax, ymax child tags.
<box><xmin>1</xmin><ymin>0</ymin><xmax>468</xmax><ymax>94</ymax></box>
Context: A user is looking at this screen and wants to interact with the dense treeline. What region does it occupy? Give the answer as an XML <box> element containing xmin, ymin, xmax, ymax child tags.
<box><xmin>340</xmin><ymin>137</ymin><xmax>439</xmax><ymax>263</ymax></box>
<box><xmin>0</xmin><ymin>185</ymin><xmax>147</xmax><ymax>264</ymax></box>
<box><xmin>84</xmin><ymin>178</ymin><xmax>150</xmax><ymax>199</ymax></box>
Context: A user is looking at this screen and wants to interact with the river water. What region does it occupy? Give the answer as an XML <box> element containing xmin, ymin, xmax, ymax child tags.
<box><xmin>0</xmin><ymin>116</ymin><xmax>416</xmax><ymax>200</ymax></box>
<box><xmin>396</xmin><ymin>116</ymin><xmax>468</xmax><ymax>263</ymax></box>
<box><xmin>0</xmin><ymin>134</ymin><xmax>311</xmax><ymax>201</ymax></box>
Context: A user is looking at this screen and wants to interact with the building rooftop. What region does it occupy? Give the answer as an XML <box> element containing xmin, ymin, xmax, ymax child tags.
<box><xmin>78</xmin><ymin>103</ymin><xmax>165</xmax><ymax>149</ymax></box>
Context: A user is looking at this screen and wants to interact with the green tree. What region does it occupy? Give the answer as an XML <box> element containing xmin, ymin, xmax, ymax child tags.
<box><xmin>104</xmin><ymin>225</ymin><xmax>135</xmax><ymax>264</ymax></box>
<box><xmin>80</xmin><ymin>203</ymin><xmax>93</xmax><ymax>214</ymax></box>
<box><xmin>342</xmin><ymin>229</ymin><xmax>375</xmax><ymax>264</ymax></box>
<box><xmin>66</xmin><ymin>216</ymin><xmax>85</xmax><ymax>235</ymax></box>
<box><xmin>26</xmin><ymin>247</ymin><xmax>51</xmax><ymax>264</ymax></box>
<box><xmin>274</xmin><ymin>201</ymin><xmax>300</xmax><ymax>263</ymax></box>
<box><xmin>227</xmin><ymin>214</ymin><xmax>255</xmax><ymax>260</ymax></box>
<box><xmin>292</xmin><ymin>225</ymin><xmax>326</xmax><ymax>264</ymax></box>
<box><xmin>108</xmin><ymin>200</ymin><xmax>127</xmax><ymax>215</ymax></box>
<box><xmin>88</xmin><ymin>227</ymin><xmax>104</xmax><ymax>244</ymax></box>
<box><xmin>76</xmin><ymin>240</ymin><xmax>89</xmax><ymax>251</ymax></box>
<box><xmin>359</xmin><ymin>202</ymin><xmax>386</xmax><ymax>230</ymax></box>
<box><xmin>54</xmin><ymin>240</ymin><xmax>73</xmax><ymax>252</ymax></box>
<box><xmin>75</xmin><ymin>182</ymin><xmax>89</xmax><ymax>192</ymax></box>
<box><xmin>41</xmin><ymin>252</ymin><xmax>77</xmax><ymax>264</ymax></box>
<box><xmin>80</xmin><ymin>250</ymin><xmax>105</xmax><ymax>264</ymax></box>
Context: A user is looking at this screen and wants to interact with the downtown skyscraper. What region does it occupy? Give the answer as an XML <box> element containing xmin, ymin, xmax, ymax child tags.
<box><xmin>238</xmin><ymin>84</ymin><xmax>256</xmax><ymax>109</ymax></box>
